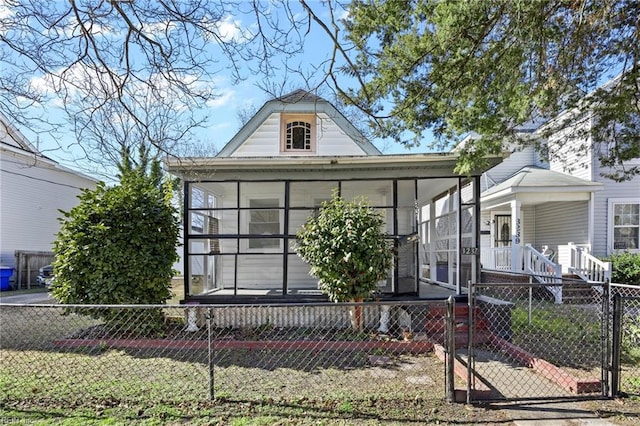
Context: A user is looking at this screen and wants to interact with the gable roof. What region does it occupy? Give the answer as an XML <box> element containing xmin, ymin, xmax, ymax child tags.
<box><xmin>217</xmin><ymin>89</ymin><xmax>381</xmax><ymax>157</ymax></box>
<box><xmin>482</xmin><ymin>166</ymin><xmax>603</xmax><ymax>200</ymax></box>
<box><xmin>0</xmin><ymin>113</ymin><xmax>39</xmax><ymax>153</ymax></box>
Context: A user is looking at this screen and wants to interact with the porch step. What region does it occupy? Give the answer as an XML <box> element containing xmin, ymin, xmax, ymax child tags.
<box><xmin>560</xmin><ymin>281</ymin><xmax>600</xmax><ymax>304</ymax></box>
<box><xmin>424</xmin><ymin>304</ymin><xmax>491</xmax><ymax>347</ymax></box>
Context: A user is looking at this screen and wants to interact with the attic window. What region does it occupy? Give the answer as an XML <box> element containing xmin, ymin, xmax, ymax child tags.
<box><xmin>282</xmin><ymin>115</ymin><xmax>315</xmax><ymax>152</ymax></box>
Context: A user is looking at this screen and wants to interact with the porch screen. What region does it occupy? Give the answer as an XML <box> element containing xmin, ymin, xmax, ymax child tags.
<box><xmin>248</xmin><ymin>199</ymin><xmax>280</xmax><ymax>249</ymax></box>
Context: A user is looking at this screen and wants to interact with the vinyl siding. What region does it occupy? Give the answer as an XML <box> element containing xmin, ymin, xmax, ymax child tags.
<box><xmin>0</xmin><ymin>150</ymin><xmax>96</xmax><ymax>267</ymax></box>
<box><xmin>482</xmin><ymin>147</ymin><xmax>537</xmax><ymax>192</ymax></box>
<box><xmin>231</xmin><ymin>113</ymin><xmax>367</xmax><ymax>157</ymax></box>
<box><xmin>522</xmin><ymin>207</ymin><xmax>535</xmax><ymax>246</ymax></box>
<box><xmin>232</xmin><ymin>114</ymin><xmax>281</xmax><ymax>156</ymax></box>
<box><xmin>591</xmin><ymin>176</ymin><xmax>640</xmax><ymax>256</ymax></box>
<box><xmin>533</xmin><ymin>201</ymin><xmax>589</xmax><ymax>258</ymax></box>
<box><xmin>546</xmin><ymin>120</ymin><xmax>593</xmax><ymax>181</ymax></box>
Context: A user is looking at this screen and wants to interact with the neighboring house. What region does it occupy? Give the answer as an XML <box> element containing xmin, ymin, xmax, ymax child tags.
<box><xmin>0</xmin><ymin>114</ymin><xmax>98</xmax><ymax>287</ymax></box>
<box><xmin>166</xmin><ymin>90</ymin><xmax>503</xmax><ymax>303</ymax></box>
<box><xmin>477</xmin><ymin>95</ymin><xmax>640</xmax><ymax>289</ymax></box>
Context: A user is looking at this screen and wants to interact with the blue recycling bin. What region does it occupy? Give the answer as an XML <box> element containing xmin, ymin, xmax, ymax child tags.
<box><xmin>0</xmin><ymin>267</ymin><xmax>14</xmax><ymax>291</ymax></box>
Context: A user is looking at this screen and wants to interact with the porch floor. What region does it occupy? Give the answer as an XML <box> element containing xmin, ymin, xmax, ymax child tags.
<box><xmin>185</xmin><ymin>280</ymin><xmax>458</xmax><ymax>303</ymax></box>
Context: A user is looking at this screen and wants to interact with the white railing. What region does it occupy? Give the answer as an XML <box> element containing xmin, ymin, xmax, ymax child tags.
<box><xmin>523</xmin><ymin>244</ymin><xmax>563</xmax><ymax>303</ymax></box>
<box><xmin>564</xmin><ymin>242</ymin><xmax>612</xmax><ymax>283</ymax></box>
<box><xmin>482</xmin><ymin>246</ymin><xmax>512</xmax><ymax>271</ymax></box>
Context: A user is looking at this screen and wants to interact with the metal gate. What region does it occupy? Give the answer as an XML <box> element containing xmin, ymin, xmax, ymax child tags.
<box><xmin>458</xmin><ymin>280</ymin><xmax>609</xmax><ymax>402</ymax></box>
<box><xmin>611</xmin><ymin>284</ymin><xmax>640</xmax><ymax>398</ymax></box>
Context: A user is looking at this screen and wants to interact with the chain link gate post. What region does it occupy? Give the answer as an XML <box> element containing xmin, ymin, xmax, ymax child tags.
<box><xmin>445</xmin><ymin>295</ymin><xmax>456</xmax><ymax>403</ymax></box>
<box><xmin>611</xmin><ymin>293</ymin><xmax>623</xmax><ymax>397</ymax></box>
<box><xmin>207</xmin><ymin>306</ymin><xmax>214</xmax><ymax>400</ymax></box>
<box><xmin>467</xmin><ymin>280</ymin><xmax>474</xmax><ymax>405</ymax></box>
<box><xmin>602</xmin><ymin>280</ymin><xmax>610</xmax><ymax>397</ymax></box>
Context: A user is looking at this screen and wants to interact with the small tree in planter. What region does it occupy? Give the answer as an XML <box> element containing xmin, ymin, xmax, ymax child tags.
<box><xmin>295</xmin><ymin>191</ymin><xmax>393</xmax><ymax>330</ymax></box>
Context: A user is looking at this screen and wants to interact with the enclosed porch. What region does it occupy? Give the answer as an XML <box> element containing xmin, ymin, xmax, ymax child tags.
<box><xmin>166</xmin><ymin>155</ymin><xmax>497</xmax><ymax>303</ymax></box>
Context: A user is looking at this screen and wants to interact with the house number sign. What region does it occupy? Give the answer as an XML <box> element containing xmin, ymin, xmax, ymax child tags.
<box><xmin>462</xmin><ymin>247</ymin><xmax>479</xmax><ymax>255</ymax></box>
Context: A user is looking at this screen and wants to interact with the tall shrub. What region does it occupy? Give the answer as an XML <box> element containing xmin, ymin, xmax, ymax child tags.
<box><xmin>606</xmin><ymin>252</ymin><xmax>640</xmax><ymax>285</ymax></box>
<box><xmin>51</xmin><ymin>170</ymin><xmax>179</xmax><ymax>327</ymax></box>
<box><xmin>295</xmin><ymin>191</ymin><xmax>393</xmax><ymax>328</ymax></box>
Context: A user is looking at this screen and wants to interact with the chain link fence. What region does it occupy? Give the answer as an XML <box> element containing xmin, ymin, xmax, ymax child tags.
<box><xmin>0</xmin><ymin>301</ymin><xmax>450</xmax><ymax>406</ymax></box>
<box><xmin>2</xmin><ymin>284</ymin><xmax>638</xmax><ymax>407</ymax></box>
<box><xmin>466</xmin><ymin>279</ymin><xmax>607</xmax><ymax>401</ymax></box>
<box><xmin>611</xmin><ymin>283</ymin><xmax>640</xmax><ymax>398</ymax></box>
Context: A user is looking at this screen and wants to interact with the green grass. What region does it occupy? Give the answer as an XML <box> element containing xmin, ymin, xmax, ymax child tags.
<box><xmin>510</xmin><ymin>304</ymin><xmax>603</xmax><ymax>369</ymax></box>
<box><xmin>0</xmin><ymin>347</ymin><xmax>508</xmax><ymax>425</ymax></box>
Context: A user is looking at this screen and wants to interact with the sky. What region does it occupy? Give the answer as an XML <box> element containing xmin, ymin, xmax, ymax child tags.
<box><xmin>4</xmin><ymin>1</ymin><xmax>431</xmax><ymax>182</ymax></box>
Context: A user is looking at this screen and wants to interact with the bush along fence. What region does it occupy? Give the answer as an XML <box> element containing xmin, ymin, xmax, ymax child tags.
<box><xmin>0</xmin><ymin>287</ymin><xmax>638</xmax><ymax>407</ymax></box>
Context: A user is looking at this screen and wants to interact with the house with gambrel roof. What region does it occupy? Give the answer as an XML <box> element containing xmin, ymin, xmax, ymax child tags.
<box><xmin>166</xmin><ymin>90</ymin><xmax>503</xmax><ymax>303</ymax></box>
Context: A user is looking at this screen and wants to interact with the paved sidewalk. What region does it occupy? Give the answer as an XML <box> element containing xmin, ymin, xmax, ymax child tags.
<box><xmin>490</xmin><ymin>400</ymin><xmax>617</xmax><ymax>425</ymax></box>
<box><xmin>0</xmin><ymin>291</ymin><xmax>54</xmax><ymax>304</ymax></box>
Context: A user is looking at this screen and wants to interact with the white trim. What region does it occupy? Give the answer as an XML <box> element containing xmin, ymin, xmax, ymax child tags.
<box><xmin>280</xmin><ymin>113</ymin><xmax>317</xmax><ymax>154</ymax></box>
<box><xmin>243</xmin><ymin>196</ymin><xmax>284</xmax><ymax>253</ymax></box>
<box><xmin>588</xmin><ymin>192</ymin><xmax>595</xmax><ymax>252</ymax></box>
<box><xmin>607</xmin><ymin>197</ymin><xmax>640</xmax><ymax>253</ymax></box>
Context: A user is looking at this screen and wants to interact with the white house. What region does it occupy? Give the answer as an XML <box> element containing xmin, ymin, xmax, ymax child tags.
<box><xmin>166</xmin><ymin>90</ymin><xmax>503</xmax><ymax>303</ymax></box>
<box><xmin>478</xmin><ymin>91</ymin><xmax>640</xmax><ymax>287</ymax></box>
<box><xmin>0</xmin><ymin>114</ymin><xmax>98</xmax><ymax>287</ymax></box>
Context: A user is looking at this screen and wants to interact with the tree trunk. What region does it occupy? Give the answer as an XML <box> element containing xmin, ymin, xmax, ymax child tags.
<box><xmin>350</xmin><ymin>297</ymin><xmax>364</xmax><ymax>331</ymax></box>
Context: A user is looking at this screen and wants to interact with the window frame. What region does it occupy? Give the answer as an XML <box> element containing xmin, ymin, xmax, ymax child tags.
<box><xmin>245</xmin><ymin>197</ymin><xmax>283</xmax><ymax>252</ymax></box>
<box><xmin>280</xmin><ymin>114</ymin><xmax>316</xmax><ymax>154</ymax></box>
<box><xmin>608</xmin><ymin>198</ymin><xmax>640</xmax><ymax>253</ymax></box>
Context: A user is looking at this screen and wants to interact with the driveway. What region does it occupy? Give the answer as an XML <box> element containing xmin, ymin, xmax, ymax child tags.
<box><xmin>0</xmin><ymin>291</ymin><xmax>55</xmax><ymax>304</ymax></box>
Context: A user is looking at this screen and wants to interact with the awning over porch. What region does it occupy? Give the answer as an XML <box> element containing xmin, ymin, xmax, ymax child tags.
<box><xmin>480</xmin><ymin>166</ymin><xmax>604</xmax><ymax>284</ymax></box>
<box><xmin>481</xmin><ymin>166</ymin><xmax>603</xmax><ymax>210</ymax></box>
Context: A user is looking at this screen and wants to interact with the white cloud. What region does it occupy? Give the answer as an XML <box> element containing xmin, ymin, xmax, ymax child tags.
<box><xmin>201</xmin><ymin>14</ymin><xmax>245</xmax><ymax>43</ymax></box>
<box><xmin>0</xmin><ymin>0</ymin><xmax>13</xmax><ymax>20</ymax></box>
<box><xmin>206</xmin><ymin>89</ymin><xmax>235</xmax><ymax>108</ymax></box>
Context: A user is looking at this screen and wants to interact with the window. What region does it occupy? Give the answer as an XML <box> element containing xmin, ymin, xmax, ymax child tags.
<box><xmin>609</xmin><ymin>199</ymin><xmax>639</xmax><ymax>251</ymax></box>
<box><xmin>281</xmin><ymin>115</ymin><xmax>315</xmax><ymax>152</ymax></box>
<box><xmin>248</xmin><ymin>199</ymin><xmax>280</xmax><ymax>249</ymax></box>
<box><xmin>286</xmin><ymin>121</ymin><xmax>311</xmax><ymax>150</ymax></box>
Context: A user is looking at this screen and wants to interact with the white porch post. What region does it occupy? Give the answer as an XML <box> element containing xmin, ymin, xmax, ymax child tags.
<box><xmin>510</xmin><ymin>200</ymin><xmax>522</xmax><ymax>273</ymax></box>
<box><xmin>429</xmin><ymin>201</ymin><xmax>437</xmax><ymax>282</ymax></box>
<box><xmin>588</xmin><ymin>192</ymin><xmax>595</xmax><ymax>252</ymax></box>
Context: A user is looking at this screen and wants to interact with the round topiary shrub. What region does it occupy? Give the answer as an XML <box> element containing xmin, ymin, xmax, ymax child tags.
<box><xmin>295</xmin><ymin>191</ymin><xmax>393</xmax><ymax>329</ymax></box>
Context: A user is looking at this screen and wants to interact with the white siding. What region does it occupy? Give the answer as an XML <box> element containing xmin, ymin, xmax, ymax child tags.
<box><xmin>522</xmin><ymin>207</ymin><xmax>535</xmax><ymax>246</ymax></box>
<box><xmin>0</xmin><ymin>150</ymin><xmax>97</xmax><ymax>268</ymax></box>
<box><xmin>231</xmin><ymin>113</ymin><xmax>367</xmax><ymax>157</ymax></box>
<box><xmin>533</xmin><ymin>201</ymin><xmax>589</xmax><ymax>258</ymax></box>
<box><xmin>232</xmin><ymin>113</ymin><xmax>281</xmax><ymax>157</ymax></box>
<box><xmin>482</xmin><ymin>147</ymin><xmax>537</xmax><ymax>192</ymax></box>
<box><xmin>546</xmin><ymin>120</ymin><xmax>593</xmax><ymax>181</ymax></box>
<box><xmin>315</xmin><ymin>113</ymin><xmax>368</xmax><ymax>155</ymax></box>
<box><xmin>591</xmin><ymin>176</ymin><xmax>640</xmax><ymax>256</ymax></box>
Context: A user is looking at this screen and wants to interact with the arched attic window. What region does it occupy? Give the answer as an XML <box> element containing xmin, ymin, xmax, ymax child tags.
<box><xmin>281</xmin><ymin>114</ymin><xmax>316</xmax><ymax>152</ymax></box>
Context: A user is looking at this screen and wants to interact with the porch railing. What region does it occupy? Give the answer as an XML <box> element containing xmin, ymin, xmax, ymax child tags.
<box><xmin>523</xmin><ymin>244</ymin><xmax>563</xmax><ymax>303</ymax></box>
<box><xmin>481</xmin><ymin>246</ymin><xmax>512</xmax><ymax>271</ymax></box>
<box><xmin>561</xmin><ymin>242</ymin><xmax>611</xmax><ymax>283</ymax></box>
